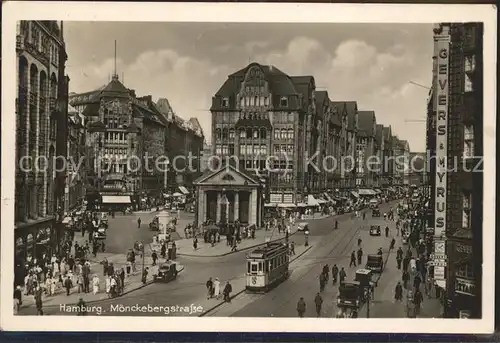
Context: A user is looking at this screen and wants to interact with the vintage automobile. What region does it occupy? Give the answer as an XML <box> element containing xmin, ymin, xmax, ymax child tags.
<box><xmin>149</xmin><ymin>217</ymin><xmax>159</xmax><ymax>231</ymax></box>
<box><xmin>372</xmin><ymin>208</ymin><xmax>381</xmax><ymax>217</ymax></box>
<box><xmin>355</xmin><ymin>268</ymin><xmax>377</xmax><ymax>289</ymax></box>
<box><xmin>365</xmin><ymin>254</ymin><xmax>384</xmax><ymax>273</ymax></box>
<box><xmin>95</xmin><ymin>225</ymin><xmax>107</xmax><ymax>239</ymax></box>
<box><xmin>337</xmin><ymin>281</ymin><xmax>363</xmax><ymax>308</ymax></box>
<box><xmin>297</xmin><ymin>223</ymin><xmax>309</xmax><ymax>232</ymax></box>
<box><xmin>154</xmin><ymin>261</ymin><xmax>178</xmax><ymax>282</ymax></box>
<box><xmin>369</xmin><ymin>225</ymin><xmax>381</xmax><ymax>236</ymax></box>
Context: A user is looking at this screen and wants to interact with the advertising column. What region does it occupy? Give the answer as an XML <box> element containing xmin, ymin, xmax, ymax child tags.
<box><xmin>431</xmin><ymin>26</ymin><xmax>450</xmax><ymax>294</ymax></box>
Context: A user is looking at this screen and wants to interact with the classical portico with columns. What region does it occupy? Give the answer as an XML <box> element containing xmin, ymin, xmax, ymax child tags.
<box><xmin>193</xmin><ymin>165</ymin><xmax>263</xmax><ymax>228</ymax></box>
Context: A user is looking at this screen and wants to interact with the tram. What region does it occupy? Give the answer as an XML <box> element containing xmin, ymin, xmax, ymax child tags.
<box><xmin>245</xmin><ymin>242</ymin><xmax>289</xmax><ymax>293</ymax></box>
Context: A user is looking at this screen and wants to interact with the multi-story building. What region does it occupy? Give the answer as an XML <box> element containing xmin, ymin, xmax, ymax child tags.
<box><xmin>64</xmin><ymin>104</ymin><xmax>86</xmax><ymax>212</ymax></box>
<box><xmin>429</xmin><ymin>23</ymin><xmax>483</xmax><ymax>319</ymax></box>
<box><xmin>155</xmin><ymin>98</ymin><xmax>204</xmax><ymax>193</ymax></box>
<box><xmin>15</xmin><ymin>21</ymin><xmax>69</xmax><ymax>286</ymax></box>
<box><xmin>399</xmin><ymin>139</ymin><xmax>411</xmax><ymax>185</ymax></box>
<box><xmin>382</xmin><ymin>126</ymin><xmax>393</xmax><ymax>187</ymax></box>
<box><xmin>356</xmin><ymin>111</ymin><xmax>377</xmax><ymax>187</ymax></box>
<box><xmin>316</xmin><ymin>91</ymin><xmax>342</xmax><ymax>191</ymax></box>
<box><xmin>70</xmin><ymin>74</ymin><xmax>170</xmax><ymax>208</ymax></box>
<box><xmin>392</xmin><ymin>135</ymin><xmax>404</xmax><ymax>187</ymax></box>
<box><xmin>331</xmin><ymin>101</ymin><xmax>358</xmax><ymax>189</ymax></box>
<box><xmin>210</xmin><ymin>63</ymin><xmax>320</xmax><ymax>207</ymax></box>
<box><xmin>408</xmin><ymin>152</ymin><xmax>426</xmax><ymax>187</ymax></box>
<box><xmin>374</xmin><ymin>124</ymin><xmax>385</xmax><ymax>187</ymax></box>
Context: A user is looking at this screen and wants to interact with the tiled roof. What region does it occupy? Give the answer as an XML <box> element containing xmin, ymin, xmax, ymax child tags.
<box><xmin>314</xmin><ymin>90</ymin><xmax>329</xmax><ymax>120</ymax></box>
<box><xmin>87</xmin><ymin>120</ymin><xmax>106</xmax><ymax>132</ymax></box>
<box><xmin>383</xmin><ymin>126</ymin><xmax>392</xmax><ymax>141</ymax></box>
<box><xmin>358</xmin><ymin>111</ymin><xmax>376</xmax><ymax>137</ymax></box>
<box><xmin>375</xmin><ymin>124</ymin><xmax>384</xmax><ymax>146</ymax></box>
<box><xmin>100</xmin><ymin>76</ymin><xmax>130</xmax><ymax>98</ymax></box>
<box><xmin>331</xmin><ymin>101</ymin><xmax>358</xmax><ymax>131</ymax></box>
<box><xmin>215</xmin><ymin>63</ymin><xmax>298</xmax><ymax>98</ymax></box>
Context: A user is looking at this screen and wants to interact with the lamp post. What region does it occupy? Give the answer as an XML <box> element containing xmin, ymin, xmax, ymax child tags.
<box><xmin>365</xmin><ymin>287</ymin><xmax>371</xmax><ymax>318</ymax></box>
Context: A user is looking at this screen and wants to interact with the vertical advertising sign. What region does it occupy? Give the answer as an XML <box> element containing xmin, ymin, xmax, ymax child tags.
<box><xmin>433</xmin><ymin>31</ymin><xmax>450</xmax><ymax>285</ymax></box>
<box><xmin>433</xmin><ymin>33</ymin><xmax>450</xmax><ymax>237</ymax></box>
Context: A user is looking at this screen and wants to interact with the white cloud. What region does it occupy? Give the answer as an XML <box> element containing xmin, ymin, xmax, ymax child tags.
<box><xmin>67</xmin><ymin>36</ymin><xmax>430</xmax><ymax>151</ymax></box>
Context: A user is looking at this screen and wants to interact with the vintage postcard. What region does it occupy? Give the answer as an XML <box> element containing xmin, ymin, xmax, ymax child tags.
<box><xmin>1</xmin><ymin>1</ymin><xmax>496</xmax><ymax>334</ymax></box>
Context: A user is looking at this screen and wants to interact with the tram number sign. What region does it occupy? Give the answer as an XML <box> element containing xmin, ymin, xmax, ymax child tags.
<box><xmin>252</xmin><ymin>276</ymin><xmax>257</xmax><ymax>285</ymax></box>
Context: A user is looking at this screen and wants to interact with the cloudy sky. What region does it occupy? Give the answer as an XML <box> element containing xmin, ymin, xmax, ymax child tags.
<box><xmin>64</xmin><ymin>22</ymin><xmax>433</xmax><ymax>152</ymax></box>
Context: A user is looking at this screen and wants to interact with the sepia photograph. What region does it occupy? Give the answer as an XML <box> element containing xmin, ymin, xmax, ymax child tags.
<box><xmin>1</xmin><ymin>2</ymin><xmax>496</xmax><ymax>334</ymax></box>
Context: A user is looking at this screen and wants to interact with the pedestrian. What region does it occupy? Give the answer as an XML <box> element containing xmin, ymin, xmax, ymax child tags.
<box><xmin>291</xmin><ymin>241</ymin><xmax>296</xmax><ymax>255</ymax></box>
<box><xmin>223</xmin><ymin>280</ymin><xmax>232</xmax><ymax>302</ymax></box>
<box><xmin>206</xmin><ymin>277</ymin><xmax>213</xmax><ymax>299</ymax></box>
<box><xmin>77</xmin><ymin>273</ymin><xmax>84</xmax><ymax>293</ymax></box>
<box><xmin>403</xmin><ymin>256</ymin><xmax>410</xmax><ymax>272</ymax></box>
<box><xmin>64</xmin><ymin>276</ymin><xmax>73</xmax><ymax>296</ymax></box>
<box><xmin>92</xmin><ymin>274</ymin><xmax>100</xmax><ymax>295</ymax></box>
<box><xmin>402</xmin><ymin>270</ymin><xmax>409</xmax><ymax>289</ymax></box>
<box><xmin>311</xmin><ymin>293</ymin><xmax>322</xmax><ymax>317</ymax></box>
<box><xmin>34</xmin><ymin>284</ymin><xmax>43</xmax><ymax>315</ymax></box>
<box><xmin>339</xmin><ymin>267</ymin><xmax>346</xmax><ymax>283</ymax></box>
<box><xmin>357</xmin><ymin>236</ymin><xmax>362</xmax><ymax>247</ymax></box>
<box><xmin>14</xmin><ymin>285</ymin><xmax>22</xmax><ymax>309</ymax></box>
<box><xmin>414</xmin><ymin>274</ymin><xmax>422</xmax><ymax>291</ymax></box>
<box><xmin>141</xmin><ymin>267</ymin><xmax>149</xmax><ymax>285</ymax></box>
<box><xmin>332</xmin><ymin>264</ymin><xmax>339</xmax><ymax>284</ymax></box>
<box><xmin>102</xmin><ymin>257</ymin><xmax>108</xmax><ymax>276</ymax></box>
<box><xmin>297</xmin><ymin>297</ymin><xmax>306</xmax><ymax>318</ymax></box>
<box><xmin>413</xmin><ymin>289</ymin><xmax>424</xmax><ymax>316</ymax></box>
<box><xmin>357</xmin><ymin>248</ymin><xmax>363</xmax><ymax>266</ymax></box>
<box><xmin>349</xmin><ymin>251</ymin><xmax>356</xmax><ymax>267</ymax></box>
<box><xmin>151</xmin><ymin>251</ymin><xmax>158</xmax><ymax>266</ymax></box>
<box><xmin>385</xmin><ymin>226</ymin><xmax>389</xmax><ymax>237</ymax></box>
<box><xmin>213</xmin><ymin>277</ymin><xmax>221</xmax><ymax>300</ymax></box>
<box><xmin>161</xmin><ymin>243</ymin><xmax>167</xmax><ymax>258</ymax></box>
<box><xmin>137</xmin><ymin>217</ymin><xmax>142</xmax><ymax>229</ymax></box>
<box><xmin>425</xmin><ymin>277</ymin><xmax>433</xmax><ymax>298</ymax></box>
<box><xmin>395</xmin><ymin>281</ymin><xmax>403</xmax><ymax>301</ymax></box>
<box><xmin>77</xmin><ymin>298</ymin><xmax>87</xmax><ymax>316</ymax></box>
<box><xmin>319</xmin><ymin>273</ymin><xmax>326</xmax><ymax>292</ymax></box>
<box><xmin>193</xmin><ymin>237</ymin><xmax>198</xmax><ymax>251</ymax></box>
<box><xmin>119</xmin><ymin>268</ymin><xmax>125</xmax><ymax>287</ymax></box>
<box><xmin>396</xmin><ymin>255</ymin><xmax>402</xmax><ymax>270</ymax></box>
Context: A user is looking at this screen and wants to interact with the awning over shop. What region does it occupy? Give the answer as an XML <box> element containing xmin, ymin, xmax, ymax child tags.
<box><xmin>307</xmin><ymin>195</ymin><xmax>320</xmax><ymax>207</ymax></box>
<box><xmin>101</xmin><ymin>195</ymin><xmax>131</xmax><ymax>204</ymax></box>
<box><xmin>178</xmin><ymin>186</ymin><xmax>189</xmax><ymax>195</ymax></box>
<box><xmin>435</xmin><ymin>280</ymin><xmax>447</xmax><ymax>289</ymax></box>
<box><xmin>317</xmin><ymin>198</ymin><xmax>327</xmax><ymax>204</ymax></box>
<box><xmin>278</xmin><ymin>203</ymin><xmax>296</xmax><ymax>208</ymax></box>
<box><xmin>358</xmin><ymin>189</ymin><xmax>377</xmax><ymax>196</ymax></box>
<box><xmin>296</xmin><ymin>203</ymin><xmax>308</xmax><ymax>207</ymax></box>
<box><xmin>264</xmin><ymin>203</ymin><xmax>277</xmax><ymax>208</ymax></box>
<box><xmin>350</xmin><ymin>191</ymin><xmax>359</xmax><ymax>198</ymax></box>
<box><xmin>172</xmin><ymin>192</ymin><xmax>183</xmax><ymax>197</ymax></box>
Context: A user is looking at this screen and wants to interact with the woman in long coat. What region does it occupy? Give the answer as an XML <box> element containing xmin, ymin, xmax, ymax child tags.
<box><xmin>92</xmin><ymin>274</ymin><xmax>100</xmax><ymax>295</ymax></box>
<box><xmin>213</xmin><ymin>278</ymin><xmax>221</xmax><ymax>299</ymax></box>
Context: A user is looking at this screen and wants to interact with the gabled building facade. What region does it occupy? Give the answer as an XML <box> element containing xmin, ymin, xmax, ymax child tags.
<box><xmin>211</xmin><ymin>63</ymin><xmax>320</xmax><ymax>206</ymax></box>
<box><xmin>382</xmin><ymin>126</ymin><xmax>394</xmax><ymax>186</ymax></box>
<box><xmin>374</xmin><ymin>124</ymin><xmax>385</xmax><ymax>187</ymax></box>
<box><xmin>356</xmin><ymin>110</ymin><xmax>377</xmax><ymax>187</ymax></box>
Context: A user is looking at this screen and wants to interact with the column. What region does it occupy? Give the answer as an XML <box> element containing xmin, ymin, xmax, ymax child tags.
<box><xmin>216</xmin><ymin>192</ymin><xmax>221</xmax><ymax>223</ymax></box>
<box><xmin>250</xmin><ymin>189</ymin><xmax>257</xmax><ymax>226</ymax></box>
<box><xmin>197</xmin><ymin>189</ymin><xmax>205</xmax><ymax>227</ymax></box>
<box><xmin>234</xmin><ymin>191</ymin><xmax>240</xmax><ymax>221</ymax></box>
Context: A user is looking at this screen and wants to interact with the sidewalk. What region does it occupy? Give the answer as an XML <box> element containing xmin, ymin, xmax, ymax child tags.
<box><xmin>198</xmin><ymin>243</ymin><xmax>314</xmax><ymax>317</ymax></box>
<box><xmin>20</xmin><ymin>252</ymin><xmax>184</xmax><ymax>312</ymax></box>
<box><xmin>175</xmin><ymin>224</ymin><xmax>301</xmax><ymax>258</ymax></box>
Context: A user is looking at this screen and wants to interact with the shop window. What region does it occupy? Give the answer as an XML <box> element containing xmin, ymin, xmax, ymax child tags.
<box><xmin>456</xmin><ymin>263</ymin><xmax>474</xmax><ymax>279</ymax></box>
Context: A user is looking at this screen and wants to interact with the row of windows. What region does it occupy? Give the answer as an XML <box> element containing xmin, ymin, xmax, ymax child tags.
<box><xmin>102</xmin><ymin>164</ymin><xmax>127</xmax><ymax>174</ymax></box>
<box><xmin>247</xmin><ymin>254</ymin><xmax>288</xmax><ymax>273</ymax></box>
<box><xmin>104</xmin><ymin>132</ymin><xmax>128</xmax><ymax>142</ymax></box>
<box><xmin>221</xmin><ymin>96</ymin><xmax>289</xmax><ymax>108</ymax></box>
<box><xmin>215</xmin><ymin>127</ymin><xmax>268</xmax><ymax>140</ymax></box>
<box><xmin>274</xmin><ymin>112</ymin><xmax>295</xmax><ymax>123</ymax></box>
<box><xmin>239</xmin><ymin>144</ymin><xmax>268</xmax><ymax>155</ymax></box>
<box><xmin>273</xmin><ymin>145</ymin><xmax>294</xmax><ymax>155</ymax></box>
<box><xmin>274</xmin><ymin>129</ymin><xmax>294</xmax><ymax>140</ymax></box>
<box><xmin>25</xmin><ymin>22</ymin><xmax>60</xmax><ymax>66</ymax></box>
<box><xmin>104</xmin><ymin>148</ymin><xmax>128</xmax><ymax>156</ymax></box>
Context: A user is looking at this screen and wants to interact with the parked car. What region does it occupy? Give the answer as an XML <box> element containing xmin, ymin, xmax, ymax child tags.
<box><xmin>369</xmin><ymin>225</ymin><xmax>381</xmax><ymax>236</ymax></box>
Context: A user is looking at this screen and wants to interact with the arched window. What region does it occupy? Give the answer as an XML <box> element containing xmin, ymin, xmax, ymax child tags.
<box><xmin>254</xmin><ymin>96</ymin><xmax>258</xmax><ymax>106</ymax></box>
<box><xmin>222</xmin><ymin>128</ymin><xmax>229</xmax><ymax>139</ymax></box>
<box><xmin>246</xmin><ymin>128</ymin><xmax>252</xmax><ymax>139</ymax></box>
<box><xmin>215</xmin><ymin>128</ymin><xmax>221</xmax><ymax>140</ymax></box>
<box><xmin>253</xmin><ymin>128</ymin><xmax>259</xmax><ymax>139</ymax></box>
<box><xmin>274</xmin><ymin>129</ymin><xmax>280</xmax><ymax>140</ymax></box>
<box><xmin>287</xmin><ymin>128</ymin><xmax>294</xmax><ymax>140</ymax></box>
<box><xmin>39</xmin><ymin>71</ymin><xmax>47</xmax><ymax>98</ymax></box>
<box><xmin>49</xmin><ymin>73</ymin><xmax>57</xmax><ymax>99</ymax></box>
<box><xmin>30</xmin><ymin>64</ymin><xmax>39</xmax><ymax>93</ymax></box>
<box><xmin>39</xmin><ymin>71</ymin><xmax>47</xmax><ymax>156</ymax></box>
<box><xmin>240</xmin><ymin>97</ymin><xmax>244</xmax><ymax>107</ymax></box>
<box><xmin>280</xmin><ymin>129</ymin><xmax>287</xmax><ymax>140</ymax></box>
<box><xmin>229</xmin><ymin>128</ymin><xmax>235</xmax><ymax>139</ymax></box>
<box><xmin>239</xmin><ymin>128</ymin><xmax>246</xmax><ymax>138</ymax></box>
<box><xmin>260</xmin><ymin>128</ymin><xmax>267</xmax><ymax>139</ymax></box>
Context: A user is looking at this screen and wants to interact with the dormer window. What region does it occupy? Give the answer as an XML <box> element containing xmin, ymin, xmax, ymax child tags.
<box><xmin>280</xmin><ymin>97</ymin><xmax>288</xmax><ymax>107</ymax></box>
<box><xmin>222</xmin><ymin>97</ymin><xmax>229</xmax><ymax>107</ymax></box>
